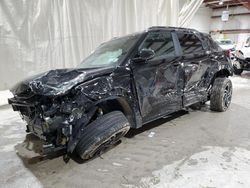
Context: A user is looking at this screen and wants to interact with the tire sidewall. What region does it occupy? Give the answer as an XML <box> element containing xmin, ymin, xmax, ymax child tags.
<box><xmin>232</xmin><ymin>60</ymin><xmax>243</xmax><ymax>75</ymax></box>
<box><xmin>75</xmin><ymin>111</ymin><xmax>130</xmax><ymax>160</ymax></box>
<box><xmin>221</xmin><ymin>79</ymin><xmax>233</xmax><ymax>111</ymax></box>
<box><xmin>210</xmin><ymin>78</ymin><xmax>233</xmax><ymax>112</ymax></box>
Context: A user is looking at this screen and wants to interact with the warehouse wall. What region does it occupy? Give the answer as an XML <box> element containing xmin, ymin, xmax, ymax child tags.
<box><xmin>210</xmin><ymin>6</ymin><xmax>250</xmax><ymax>48</ymax></box>
<box><xmin>189</xmin><ymin>5</ymin><xmax>250</xmax><ymax>49</ymax></box>
<box><xmin>188</xmin><ymin>5</ymin><xmax>212</xmax><ymax>33</ymax></box>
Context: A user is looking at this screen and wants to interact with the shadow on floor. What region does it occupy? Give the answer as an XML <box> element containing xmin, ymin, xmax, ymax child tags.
<box><xmin>125</xmin><ymin>102</ymin><xmax>215</xmax><ymax>139</ymax></box>
<box><xmin>125</xmin><ymin>110</ymin><xmax>188</xmax><ymax>138</ymax></box>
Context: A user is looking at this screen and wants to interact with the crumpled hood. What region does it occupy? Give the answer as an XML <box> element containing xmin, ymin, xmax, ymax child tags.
<box><xmin>11</xmin><ymin>67</ymin><xmax>114</xmax><ymax>96</ymax></box>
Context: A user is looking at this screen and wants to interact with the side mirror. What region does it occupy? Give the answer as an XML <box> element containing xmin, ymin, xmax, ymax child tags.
<box><xmin>139</xmin><ymin>48</ymin><xmax>155</xmax><ymax>60</ymax></box>
<box><xmin>131</xmin><ymin>48</ymin><xmax>155</xmax><ymax>63</ymax></box>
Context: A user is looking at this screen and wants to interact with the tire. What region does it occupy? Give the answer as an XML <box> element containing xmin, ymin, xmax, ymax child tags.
<box><xmin>76</xmin><ymin>111</ymin><xmax>130</xmax><ymax>160</ymax></box>
<box><xmin>232</xmin><ymin>59</ymin><xmax>243</xmax><ymax>75</ymax></box>
<box><xmin>210</xmin><ymin>77</ymin><xmax>232</xmax><ymax>112</ymax></box>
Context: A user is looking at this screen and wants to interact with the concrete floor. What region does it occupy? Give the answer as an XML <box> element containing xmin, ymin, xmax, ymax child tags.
<box><xmin>1</xmin><ymin>73</ymin><xmax>250</xmax><ymax>188</ymax></box>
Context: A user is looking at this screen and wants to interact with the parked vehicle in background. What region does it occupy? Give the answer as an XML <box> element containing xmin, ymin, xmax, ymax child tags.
<box><xmin>232</xmin><ymin>36</ymin><xmax>250</xmax><ymax>75</ymax></box>
<box><xmin>238</xmin><ymin>36</ymin><xmax>250</xmax><ymax>58</ymax></box>
<box><xmin>216</xmin><ymin>38</ymin><xmax>235</xmax><ymax>51</ymax></box>
<box><xmin>8</xmin><ymin>27</ymin><xmax>233</xmax><ymax>161</ymax></box>
<box><xmin>216</xmin><ymin>38</ymin><xmax>236</xmax><ymax>60</ymax></box>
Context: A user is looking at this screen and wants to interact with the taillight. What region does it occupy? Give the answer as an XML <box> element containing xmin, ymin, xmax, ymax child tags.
<box><xmin>224</xmin><ymin>49</ymin><xmax>230</xmax><ymax>57</ymax></box>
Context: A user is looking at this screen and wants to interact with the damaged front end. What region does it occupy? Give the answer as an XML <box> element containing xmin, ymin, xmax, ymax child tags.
<box><xmin>8</xmin><ymin>68</ymin><xmax>117</xmax><ymax>156</ymax></box>
<box><xmin>8</xmin><ymin>32</ymin><xmax>141</xmax><ymax>159</ymax></box>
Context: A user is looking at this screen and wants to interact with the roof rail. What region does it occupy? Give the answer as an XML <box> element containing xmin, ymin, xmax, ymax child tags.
<box><xmin>147</xmin><ymin>26</ymin><xmax>199</xmax><ymax>33</ymax></box>
<box><xmin>148</xmin><ymin>26</ymin><xmax>168</xmax><ymax>29</ymax></box>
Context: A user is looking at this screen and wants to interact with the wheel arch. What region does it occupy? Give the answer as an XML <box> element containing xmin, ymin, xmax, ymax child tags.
<box><xmin>67</xmin><ymin>96</ymin><xmax>138</xmax><ymax>153</ymax></box>
<box><xmin>96</xmin><ymin>97</ymin><xmax>138</xmax><ymax>128</ymax></box>
<box><xmin>210</xmin><ymin>68</ymin><xmax>231</xmax><ymax>87</ymax></box>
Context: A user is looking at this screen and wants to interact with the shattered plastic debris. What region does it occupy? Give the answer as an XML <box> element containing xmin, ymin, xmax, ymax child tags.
<box><xmin>112</xmin><ymin>162</ymin><xmax>123</xmax><ymax>167</ymax></box>
<box><xmin>148</xmin><ymin>132</ymin><xmax>156</xmax><ymax>138</ymax></box>
<box><xmin>124</xmin><ymin>157</ymin><xmax>131</xmax><ymax>161</ymax></box>
<box><xmin>97</xmin><ymin>169</ymin><xmax>109</xmax><ymax>172</ymax></box>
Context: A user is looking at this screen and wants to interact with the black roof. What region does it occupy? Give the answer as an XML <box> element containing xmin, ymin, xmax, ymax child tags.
<box><xmin>147</xmin><ymin>26</ymin><xmax>199</xmax><ymax>33</ymax></box>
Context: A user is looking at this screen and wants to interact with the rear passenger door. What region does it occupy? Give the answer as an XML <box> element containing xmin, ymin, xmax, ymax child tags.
<box><xmin>176</xmin><ymin>31</ymin><xmax>212</xmax><ymax>106</ymax></box>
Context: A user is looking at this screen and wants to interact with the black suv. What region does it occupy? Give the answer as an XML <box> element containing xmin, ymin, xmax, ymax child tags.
<box><xmin>9</xmin><ymin>27</ymin><xmax>233</xmax><ymax>160</ymax></box>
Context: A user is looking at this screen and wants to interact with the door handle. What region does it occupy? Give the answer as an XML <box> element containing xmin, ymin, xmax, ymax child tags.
<box><xmin>173</xmin><ymin>63</ymin><xmax>179</xmax><ymax>67</ymax></box>
<box><xmin>190</xmin><ymin>62</ymin><xmax>199</xmax><ymax>65</ymax></box>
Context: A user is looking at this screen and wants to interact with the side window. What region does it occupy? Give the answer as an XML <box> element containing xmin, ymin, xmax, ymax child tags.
<box><xmin>177</xmin><ymin>32</ymin><xmax>204</xmax><ymax>54</ymax></box>
<box><xmin>140</xmin><ymin>31</ymin><xmax>175</xmax><ymax>58</ymax></box>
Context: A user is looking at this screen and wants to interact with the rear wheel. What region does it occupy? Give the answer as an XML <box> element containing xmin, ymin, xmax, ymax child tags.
<box><xmin>232</xmin><ymin>59</ymin><xmax>243</xmax><ymax>75</ymax></box>
<box><xmin>210</xmin><ymin>77</ymin><xmax>232</xmax><ymax>112</ymax></box>
<box><xmin>76</xmin><ymin>111</ymin><xmax>130</xmax><ymax>160</ymax></box>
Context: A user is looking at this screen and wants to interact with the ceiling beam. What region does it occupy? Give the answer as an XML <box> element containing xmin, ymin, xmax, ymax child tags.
<box><xmin>210</xmin><ymin>29</ymin><xmax>250</xmax><ymax>34</ymax></box>
<box><xmin>211</xmin><ymin>4</ymin><xmax>244</xmax><ymax>9</ymax></box>
<box><xmin>207</xmin><ymin>3</ymin><xmax>243</xmax><ymax>8</ymax></box>
<box><xmin>203</xmin><ymin>0</ymin><xmax>234</xmax><ymax>4</ymax></box>
<box><xmin>237</xmin><ymin>0</ymin><xmax>250</xmax><ymax>10</ymax></box>
<box><xmin>203</xmin><ymin>0</ymin><xmax>250</xmax><ymax>9</ymax></box>
<box><xmin>211</xmin><ymin>12</ymin><xmax>250</xmax><ymax>18</ymax></box>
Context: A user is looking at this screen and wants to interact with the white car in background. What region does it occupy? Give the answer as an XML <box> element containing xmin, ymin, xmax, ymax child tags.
<box><xmin>238</xmin><ymin>36</ymin><xmax>250</xmax><ymax>59</ymax></box>
<box><xmin>215</xmin><ymin>39</ymin><xmax>236</xmax><ymax>60</ymax></box>
<box><xmin>215</xmin><ymin>39</ymin><xmax>236</xmax><ymax>51</ymax></box>
<box><xmin>232</xmin><ymin>36</ymin><xmax>250</xmax><ymax>75</ymax></box>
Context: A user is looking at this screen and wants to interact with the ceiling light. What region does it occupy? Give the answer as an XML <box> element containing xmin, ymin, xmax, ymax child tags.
<box><xmin>219</xmin><ymin>0</ymin><xmax>223</xmax><ymax>5</ymax></box>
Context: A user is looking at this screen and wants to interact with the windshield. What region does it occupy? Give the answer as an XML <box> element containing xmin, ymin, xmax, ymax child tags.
<box><xmin>77</xmin><ymin>34</ymin><xmax>140</xmax><ymax>68</ymax></box>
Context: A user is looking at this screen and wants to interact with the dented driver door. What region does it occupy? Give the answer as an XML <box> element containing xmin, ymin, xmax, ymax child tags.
<box><xmin>132</xmin><ymin>31</ymin><xmax>184</xmax><ymax>123</ymax></box>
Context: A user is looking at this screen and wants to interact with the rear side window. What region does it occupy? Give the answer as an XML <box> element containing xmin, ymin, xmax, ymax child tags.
<box><xmin>177</xmin><ymin>32</ymin><xmax>204</xmax><ymax>54</ymax></box>
<box><xmin>140</xmin><ymin>31</ymin><xmax>175</xmax><ymax>57</ymax></box>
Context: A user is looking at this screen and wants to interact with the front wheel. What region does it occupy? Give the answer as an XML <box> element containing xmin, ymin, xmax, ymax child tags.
<box><xmin>76</xmin><ymin>111</ymin><xmax>130</xmax><ymax>160</ymax></box>
<box><xmin>232</xmin><ymin>59</ymin><xmax>243</xmax><ymax>75</ymax></box>
<box><xmin>210</xmin><ymin>77</ymin><xmax>232</xmax><ymax>112</ymax></box>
